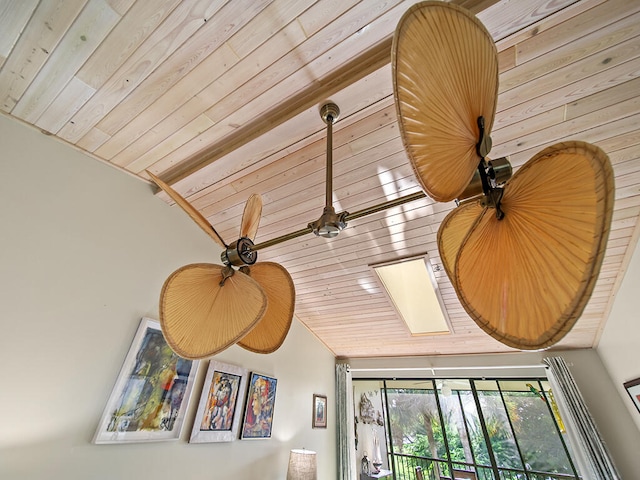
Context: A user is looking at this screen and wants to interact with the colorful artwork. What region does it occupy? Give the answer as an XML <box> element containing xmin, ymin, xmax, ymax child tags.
<box><xmin>93</xmin><ymin>318</ymin><xmax>199</xmax><ymax>443</ymax></box>
<box><xmin>190</xmin><ymin>361</ymin><xmax>248</xmax><ymax>443</ymax></box>
<box><xmin>241</xmin><ymin>372</ymin><xmax>277</xmax><ymax>439</ymax></box>
<box><xmin>313</xmin><ymin>394</ymin><xmax>327</xmax><ymax>428</ymax></box>
<box><xmin>201</xmin><ymin>371</ymin><xmax>241</xmax><ymax>430</ymax></box>
<box><xmin>624</xmin><ymin>377</ymin><xmax>640</xmax><ymax>414</ymax></box>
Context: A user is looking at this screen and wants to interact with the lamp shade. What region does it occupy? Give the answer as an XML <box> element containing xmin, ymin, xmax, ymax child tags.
<box><xmin>287</xmin><ymin>449</ymin><xmax>317</xmax><ymax>480</ymax></box>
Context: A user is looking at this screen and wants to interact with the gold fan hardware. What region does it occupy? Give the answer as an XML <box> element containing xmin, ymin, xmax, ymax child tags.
<box><xmin>310</xmin><ymin>102</ymin><xmax>349</xmax><ymax>238</ymax></box>
<box><xmin>221</xmin><ymin>237</ymin><xmax>257</xmax><ymax>267</ymax></box>
<box><xmin>219</xmin><ymin>265</ymin><xmax>235</xmax><ymax>286</ymax></box>
<box><xmin>463</xmin><ymin>116</ymin><xmax>512</xmax><ymax>220</ymax></box>
<box><xmin>309</xmin><ymin>205</ymin><xmax>348</xmax><ymax>238</ymax></box>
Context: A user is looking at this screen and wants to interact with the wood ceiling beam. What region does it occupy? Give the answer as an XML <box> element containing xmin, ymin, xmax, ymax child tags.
<box><xmin>159</xmin><ymin>0</ymin><xmax>501</xmax><ymax>187</ymax></box>
<box><xmin>160</xmin><ymin>37</ymin><xmax>392</xmax><ymax>187</ymax></box>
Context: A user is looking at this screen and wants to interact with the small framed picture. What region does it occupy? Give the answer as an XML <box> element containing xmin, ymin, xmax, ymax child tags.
<box><xmin>93</xmin><ymin>318</ymin><xmax>199</xmax><ymax>444</ymax></box>
<box><xmin>241</xmin><ymin>372</ymin><xmax>278</xmax><ymax>439</ymax></box>
<box><xmin>624</xmin><ymin>377</ymin><xmax>640</xmax><ymax>413</ymax></box>
<box><xmin>190</xmin><ymin>360</ymin><xmax>248</xmax><ymax>443</ymax></box>
<box><xmin>313</xmin><ymin>394</ymin><xmax>327</xmax><ymax>428</ymax></box>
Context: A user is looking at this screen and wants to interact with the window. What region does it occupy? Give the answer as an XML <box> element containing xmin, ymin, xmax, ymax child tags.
<box><xmin>354</xmin><ymin>378</ymin><xmax>579</xmax><ymax>480</ymax></box>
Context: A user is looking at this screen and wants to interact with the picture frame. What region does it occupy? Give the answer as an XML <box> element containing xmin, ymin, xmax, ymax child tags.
<box><xmin>93</xmin><ymin>317</ymin><xmax>199</xmax><ymax>444</ymax></box>
<box><xmin>241</xmin><ymin>372</ymin><xmax>278</xmax><ymax>439</ymax></box>
<box><xmin>623</xmin><ymin>377</ymin><xmax>640</xmax><ymax>414</ymax></box>
<box><xmin>313</xmin><ymin>394</ymin><xmax>327</xmax><ymax>428</ymax></box>
<box><xmin>190</xmin><ymin>360</ymin><xmax>248</xmax><ymax>443</ymax></box>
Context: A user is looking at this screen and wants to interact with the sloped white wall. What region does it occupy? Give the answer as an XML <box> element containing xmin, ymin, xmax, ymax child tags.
<box><xmin>598</xmin><ymin>233</ymin><xmax>640</xmax><ymax>432</ymax></box>
<box><xmin>0</xmin><ymin>115</ymin><xmax>336</xmax><ymax>480</ymax></box>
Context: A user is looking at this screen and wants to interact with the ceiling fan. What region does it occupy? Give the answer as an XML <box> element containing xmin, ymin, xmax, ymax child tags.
<box><xmin>146</xmin><ymin>172</ymin><xmax>295</xmax><ymax>359</ymax></box>
<box><xmin>148</xmin><ymin>1</ymin><xmax>614</xmax><ymax>359</ymax></box>
<box><xmin>392</xmin><ymin>1</ymin><xmax>614</xmax><ymax>350</ymax></box>
<box><xmin>148</xmin><ymin>104</ymin><xmax>427</xmax><ymax>359</ymax></box>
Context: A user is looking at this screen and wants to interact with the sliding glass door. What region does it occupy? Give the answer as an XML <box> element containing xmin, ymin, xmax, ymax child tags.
<box><xmin>355</xmin><ymin>377</ymin><xmax>578</xmax><ymax>480</ymax></box>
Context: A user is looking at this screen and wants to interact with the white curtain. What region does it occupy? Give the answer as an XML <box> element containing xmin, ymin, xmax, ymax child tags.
<box><xmin>336</xmin><ymin>363</ymin><xmax>356</xmax><ymax>480</ymax></box>
<box><xmin>544</xmin><ymin>356</ymin><xmax>621</xmax><ymax>480</ymax></box>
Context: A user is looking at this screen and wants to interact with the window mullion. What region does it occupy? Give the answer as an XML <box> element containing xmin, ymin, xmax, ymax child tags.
<box><xmin>456</xmin><ymin>389</ymin><xmax>477</xmax><ymax>468</ymax></box>
<box><xmin>496</xmin><ymin>381</ymin><xmax>530</xmax><ymax>479</ymax></box>
<box><xmin>381</xmin><ymin>380</ymin><xmax>398</xmax><ymax>480</ymax></box>
<box><xmin>433</xmin><ymin>385</ymin><xmax>455</xmax><ymax>477</ymax></box>
<box><xmin>470</xmin><ymin>379</ymin><xmax>502</xmax><ymax>479</ymax></box>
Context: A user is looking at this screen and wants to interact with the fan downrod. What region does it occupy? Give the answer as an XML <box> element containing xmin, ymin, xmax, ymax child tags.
<box><xmin>310</xmin><ymin>102</ymin><xmax>349</xmax><ymax>238</ymax></box>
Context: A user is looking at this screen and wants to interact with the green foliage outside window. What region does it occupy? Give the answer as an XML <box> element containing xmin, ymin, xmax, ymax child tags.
<box><xmin>383</xmin><ymin>379</ymin><xmax>576</xmax><ymax>479</ymax></box>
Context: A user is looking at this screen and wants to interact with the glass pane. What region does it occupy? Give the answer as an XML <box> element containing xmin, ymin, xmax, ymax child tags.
<box><xmin>456</xmin><ymin>385</ymin><xmax>491</xmax><ymax>469</ymax></box>
<box><xmin>474</xmin><ymin>380</ymin><xmax>523</xmax><ymax>470</ymax></box>
<box><xmin>499</xmin><ymin>380</ymin><xmax>574</xmax><ymax>476</ymax></box>
<box><xmin>437</xmin><ymin>380</ymin><xmax>477</xmax><ymax>473</ymax></box>
<box><xmin>353</xmin><ymin>380</ymin><xmax>389</xmax><ymax>473</ymax></box>
<box><xmin>385</xmin><ymin>380</ymin><xmax>448</xmax><ymax>479</ymax></box>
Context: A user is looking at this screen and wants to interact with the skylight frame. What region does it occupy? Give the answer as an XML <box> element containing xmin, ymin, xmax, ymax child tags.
<box><xmin>371</xmin><ymin>254</ymin><xmax>452</xmax><ymax>336</ymax></box>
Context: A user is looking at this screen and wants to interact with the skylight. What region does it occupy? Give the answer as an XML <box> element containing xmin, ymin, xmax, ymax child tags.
<box><xmin>372</xmin><ymin>256</ymin><xmax>450</xmax><ymax>335</ymax></box>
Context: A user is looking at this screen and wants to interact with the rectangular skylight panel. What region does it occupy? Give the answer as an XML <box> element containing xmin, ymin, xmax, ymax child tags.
<box><xmin>373</xmin><ymin>257</ymin><xmax>450</xmax><ymax>335</ymax></box>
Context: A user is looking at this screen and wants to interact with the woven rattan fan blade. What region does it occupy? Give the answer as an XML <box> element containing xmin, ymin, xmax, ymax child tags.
<box><xmin>438</xmin><ymin>200</ymin><xmax>486</xmax><ymax>290</ymax></box>
<box><xmin>147</xmin><ymin>171</ymin><xmax>226</xmax><ymax>249</ymax></box>
<box><xmin>453</xmin><ymin>141</ymin><xmax>614</xmax><ymax>349</ymax></box>
<box><xmin>392</xmin><ymin>1</ymin><xmax>498</xmax><ymax>202</ymax></box>
<box><xmin>237</xmin><ymin>262</ymin><xmax>295</xmax><ymax>354</ymax></box>
<box><xmin>159</xmin><ymin>263</ymin><xmax>267</xmax><ymax>359</ymax></box>
<box><xmin>240</xmin><ymin>194</ymin><xmax>262</xmax><ymax>241</ymax></box>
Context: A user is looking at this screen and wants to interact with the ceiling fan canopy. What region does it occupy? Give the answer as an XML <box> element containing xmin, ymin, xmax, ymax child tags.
<box><xmin>392</xmin><ymin>2</ymin><xmax>615</xmax><ymax>349</ymax></box>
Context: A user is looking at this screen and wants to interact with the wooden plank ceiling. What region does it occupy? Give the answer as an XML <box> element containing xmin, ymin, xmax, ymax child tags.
<box><xmin>2</xmin><ymin>0</ymin><xmax>639</xmax><ymax>358</ymax></box>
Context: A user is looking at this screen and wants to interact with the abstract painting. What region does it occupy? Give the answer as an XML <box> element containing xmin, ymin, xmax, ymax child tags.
<box><xmin>241</xmin><ymin>372</ymin><xmax>277</xmax><ymax>439</ymax></box>
<box><xmin>190</xmin><ymin>360</ymin><xmax>248</xmax><ymax>443</ymax></box>
<box><xmin>93</xmin><ymin>318</ymin><xmax>199</xmax><ymax>443</ymax></box>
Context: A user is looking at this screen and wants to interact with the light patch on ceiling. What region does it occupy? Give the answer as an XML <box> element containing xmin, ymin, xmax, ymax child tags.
<box><xmin>372</xmin><ymin>256</ymin><xmax>450</xmax><ymax>336</ymax></box>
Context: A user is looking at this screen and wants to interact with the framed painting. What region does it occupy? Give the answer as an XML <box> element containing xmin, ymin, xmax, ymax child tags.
<box><xmin>624</xmin><ymin>377</ymin><xmax>640</xmax><ymax>414</ymax></box>
<box><xmin>313</xmin><ymin>394</ymin><xmax>327</xmax><ymax>428</ymax></box>
<box><xmin>93</xmin><ymin>317</ymin><xmax>199</xmax><ymax>444</ymax></box>
<box><xmin>190</xmin><ymin>360</ymin><xmax>248</xmax><ymax>443</ymax></box>
<box><xmin>241</xmin><ymin>372</ymin><xmax>278</xmax><ymax>439</ymax></box>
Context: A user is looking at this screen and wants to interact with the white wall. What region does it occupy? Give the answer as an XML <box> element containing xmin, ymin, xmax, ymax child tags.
<box><xmin>597</xmin><ymin>231</ymin><xmax>640</xmax><ymax>432</ymax></box>
<box><xmin>348</xmin><ymin>348</ymin><xmax>640</xmax><ymax>479</ymax></box>
<box><xmin>0</xmin><ymin>115</ymin><xmax>336</xmax><ymax>480</ymax></box>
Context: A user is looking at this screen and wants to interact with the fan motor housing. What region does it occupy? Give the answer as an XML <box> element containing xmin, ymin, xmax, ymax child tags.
<box><xmin>221</xmin><ymin>237</ymin><xmax>257</xmax><ymax>266</ymax></box>
<box><xmin>458</xmin><ymin>157</ymin><xmax>512</xmax><ymax>201</ymax></box>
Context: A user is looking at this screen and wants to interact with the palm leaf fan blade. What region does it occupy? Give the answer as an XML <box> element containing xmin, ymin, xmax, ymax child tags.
<box><xmin>454</xmin><ymin>141</ymin><xmax>614</xmax><ymax>349</ymax></box>
<box><xmin>438</xmin><ymin>200</ymin><xmax>486</xmax><ymax>290</ymax></box>
<box><xmin>392</xmin><ymin>2</ymin><xmax>498</xmax><ymax>202</ymax></box>
<box><xmin>238</xmin><ymin>262</ymin><xmax>295</xmax><ymax>354</ymax></box>
<box><xmin>146</xmin><ymin>171</ymin><xmax>226</xmax><ymax>248</ymax></box>
<box><xmin>160</xmin><ymin>264</ymin><xmax>267</xmax><ymax>359</ymax></box>
<box><xmin>240</xmin><ymin>194</ymin><xmax>262</xmax><ymax>241</ymax></box>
